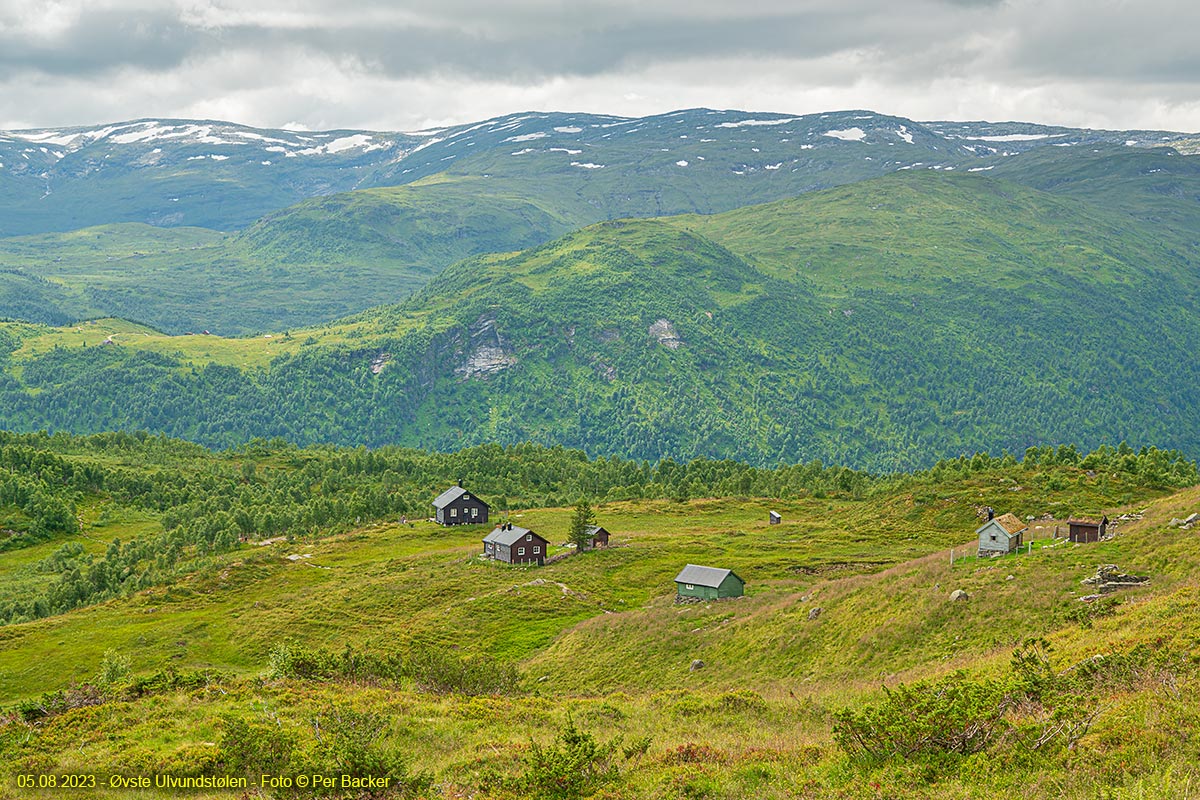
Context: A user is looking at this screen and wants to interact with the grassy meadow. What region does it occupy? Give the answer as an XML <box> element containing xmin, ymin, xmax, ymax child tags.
<box><xmin>2</xmin><ymin>438</ymin><xmax>1200</xmax><ymax>798</ymax></box>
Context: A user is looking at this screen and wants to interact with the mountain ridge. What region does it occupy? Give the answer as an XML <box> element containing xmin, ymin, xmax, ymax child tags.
<box><xmin>4</xmin><ymin>108</ymin><xmax>1195</xmax><ymax>236</ymax></box>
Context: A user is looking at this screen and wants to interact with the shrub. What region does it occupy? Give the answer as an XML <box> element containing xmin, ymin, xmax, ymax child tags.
<box><xmin>403</xmin><ymin>645</ymin><xmax>521</xmax><ymax>696</ymax></box>
<box><xmin>264</xmin><ymin>641</ymin><xmax>518</xmax><ymax>695</ymax></box>
<box><xmin>95</xmin><ymin>648</ymin><xmax>131</xmax><ymax>691</ymax></box>
<box><xmin>1062</xmin><ymin>596</ymin><xmax>1121</xmax><ymax>629</ymax></box>
<box><xmin>16</xmin><ymin>683</ymin><xmax>104</xmax><ymax>722</ymax></box>
<box><xmin>522</xmin><ymin>716</ymin><xmax>618</xmax><ymax>799</ymax></box>
<box><xmin>308</xmin><ymin>707</ymin><xmax>429</xmax><ymax>797</ymax></box>
<box><xmin>218</xmin><ymin>711</ymin><xmax>296</xmax><ymax>777</ymax></box>
<box><xmin>832</xmin><ymin>672</ymin><xmax>1010</xmax><ymax>759</ymax></box>
<box><xmin>124</xmin><ymin>667</ymin><xmax>223</xmax><ymax>698</ymax></box>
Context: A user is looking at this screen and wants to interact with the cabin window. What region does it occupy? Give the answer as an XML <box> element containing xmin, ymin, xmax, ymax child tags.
<box><xmin>450</xmin><ymin>508</ymin><xmax>457</xmax><ymax>518</ymax></box>
<box><xmin>518</xmin><ymin>547</ymin><xmax>525</xmax><ymax>555</ymax></box>
<box><xmin>526</xmin><ymin>534</ymin><xmax>532</xmax><ymax>541</ymax></box>
<box><xmin>686</xmin><ymin>584</ymin><xmax>694</xmax><ymax>590</ymax></box>
<box><xmin>533</xmin><ymin>546</ymin><xmax>540</xmax><ymax>554</ymax></box>
<box><xmin>471</xmin><ymin>507</ymin><xmax>478</xmax><ymax>517</ymax></box>
<box><xmin>464</xmin><ymin>494</ymin><xmax>470</xmax><ymax>499</ymax></box>
<box><xmin>989</xmin><ymin>535</ymin><xmax>996</xmax><ymax>541</ymax></box>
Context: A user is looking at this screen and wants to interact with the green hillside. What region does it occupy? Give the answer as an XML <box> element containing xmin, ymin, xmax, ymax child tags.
<box><xmin>2</xmin><ymin>171</ymin><xmax>1199</xmax><ymax>471</ymax></box>
<box><xmin>8</xmin><ymin>111</ymin><xmax>1198</xmax><ymax>337</ymax></box>
<box><xmin>1</xmin><ymin>432</ymin><xmax>1199</xmax><ymax>798</ymax></box>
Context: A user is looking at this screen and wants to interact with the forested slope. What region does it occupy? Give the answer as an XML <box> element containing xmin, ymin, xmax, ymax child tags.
<box><xmin>2</xmin><ymin>172</ymin><xmax>1199</xmax><ymax>470</ymax></box>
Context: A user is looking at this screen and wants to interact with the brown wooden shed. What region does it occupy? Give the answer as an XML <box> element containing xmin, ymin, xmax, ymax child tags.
<box><xmin>482</xmin><ymin>523</ymin><xmax>548</xmax><ymax>565</ymax></box>
<box><xmin>1068</xmin><ymin>516</ymin><xmax>1108</xmax><ymax>544</ymax></box>
<box><xmin>581</xmin><ymin>525</ymin><xmax>610</xmax><ymax>550</ymax></box>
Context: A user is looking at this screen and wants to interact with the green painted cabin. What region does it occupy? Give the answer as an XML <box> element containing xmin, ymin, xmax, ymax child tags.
<box><xmin>674</xmin><ymin>564</ymin><xmax>745</xmax><ymax>600</ymax></box>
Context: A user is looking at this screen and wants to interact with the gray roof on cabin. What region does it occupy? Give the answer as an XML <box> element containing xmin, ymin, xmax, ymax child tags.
<box><xmin>583</xmin><ymin>525</ymin><xmax>607</xmax><ymax>537</ymax></box>
<box><xmin>674</xmin><ymin>564</ymin><xmax>742</xmax><ymax>588</ymax></box>
<box><xmin>433</xmin><ymin>485</ymin><xmax>489</xmax><ymax>509</ymax></box>
<box><xmin>483</xmin><ymin>525</ymin><xmax>543</xmax><ymax>547</ymax></box>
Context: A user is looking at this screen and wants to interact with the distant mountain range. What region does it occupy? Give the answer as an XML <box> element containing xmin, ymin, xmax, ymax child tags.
<box><xmin>2</xmin><ymin>108</ymin><xmax>1199</xmax><ymax>469</ymax></box>
<box><xmin>2</xmin><ymin>109</ymin><xmax>1198</xmax><ymax>335</ymax></box>
<box><xmin>2</xmin><ymin>109</ymin><xmax>1194</xmax><ymax>237</ymax></box>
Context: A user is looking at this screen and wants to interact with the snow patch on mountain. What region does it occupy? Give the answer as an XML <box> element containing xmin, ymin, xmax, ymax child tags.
<box><xmin>504</xmin><ymin>132</ymin><xmax>549</xmax><ymax>143</ymax></box>
<box><xmin>715</xmin><ymin>118</ymin><xmax>797</xmax><ymax>128</ymax></box>
<box><xmin>824</xmin><ymin>128</ymin><xmax>867</xmax><ymax>142</ymax></box>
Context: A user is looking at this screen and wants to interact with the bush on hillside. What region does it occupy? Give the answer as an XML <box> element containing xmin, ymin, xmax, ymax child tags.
<box><xmin>521</xmin><ymin>715</ymin><xmax>619</xmax><ymax>800</ymax></box>
<box><xmin>266</xmin><ymin>641</ymin><xmax>521</xmax><ymax>696</ymax></box>
<box><xmin>218</xmin><ymin>710</ymin><xmax>297</xmax><ymax>778</ymax></box>
<box><xmin>307</xmin><ymin>707</ymin><xmax>430</xmax><ymax>797</ymax></box>
<box><xmin>834</xmin><ymin>639</ymin><xmax>1187</xmax><ymax>768</ymax></box>
<box><xmin>832</xmin><ymin>672</ymin><xmax>1010</xmax><ymax>759</ymax></box>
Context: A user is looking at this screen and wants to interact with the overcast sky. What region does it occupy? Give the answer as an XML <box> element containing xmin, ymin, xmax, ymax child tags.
<box><xmin>2</xmin><ymin>0</ymin><xmax>1198</xmax><ymax>133</ymax></box>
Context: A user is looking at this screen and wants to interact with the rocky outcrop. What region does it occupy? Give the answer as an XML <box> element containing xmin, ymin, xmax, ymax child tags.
<box><xmin>369</xmin><ymin>352</ymin><xmax>391</xmax><ymax>375</ymax></box>
<box><xmin>455</xmin><ymin>314</ymin><xmax>517</xmax><ymax>379</ymax></box>
<box><xmin>1081</xmin><ymin>564</ymin><xmax>1149</xmax><ymax>594</ymax></box>
<box><xmin>649</xmin><ymin>318</ymin><xmax>683</xmax><ymax>349</ymax></box>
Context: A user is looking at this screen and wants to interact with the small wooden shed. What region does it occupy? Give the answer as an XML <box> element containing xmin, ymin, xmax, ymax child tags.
<box><xmin>1068</xmin><ymin>516</ymin><xmax>1109</xmax><ymax>544</ymax></box>
<box><xmin>432</xmin><ymin>484</ymin><xmax>490</xmax><ymax>526</ymax></box>
<box><xmin>581</xmin><ymin>524</ymin><xmax>610</xmax><ymax>550</ymax></box>
<box><xmin>674</xmin><ymin>564</ymin><xmax>745</xmax><ymax>600</ymax></box>
<box><xmin>482</xmin><ymin>523</ymin><xmax>547</xmax><ymax>565</ymax></box>
<box><xmin>975</xmin><ymin>512</ymin><xmax>1027</xmax><ymax>556</ymax></box>
<box><xmin>769</xmin><ymin>511</ymin><xmax>782</xmax><ymax>525</ymax></box>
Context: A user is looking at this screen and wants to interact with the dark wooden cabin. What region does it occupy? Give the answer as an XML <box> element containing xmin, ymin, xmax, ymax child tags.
<box><xmin>581</xmin><ymin>524</ymin><xmax>610</xmax><ymax>550</ymax></box>
<box><xmin>1068</xmin><ymin>516</ymin><xmax>1109</xmax><ymax>544</ymax></box>
<box><xmin>482</xmin><ymin>523</ymin><xmax>548</xmax><ymax>565</ymax></box>
<box><xmin>432</xmin><ymin>484</ymin><xmax>490</xmax><ymax>526</ymax></box>
<box><xmin>769</xmin><ymin>511</ymin><xmax>782</xmax><ymax>525</ymax></box>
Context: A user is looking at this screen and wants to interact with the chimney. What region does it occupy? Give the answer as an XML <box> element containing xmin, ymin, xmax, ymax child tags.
<box><xmin>987</xmin><ymin>507</ymin><xmax>995</xmax><ymax>521</ymax></box>
<box><xmin>457</xmin><ymin>477</ymin><xmax>463</xmax><ymax>487</ymax></box>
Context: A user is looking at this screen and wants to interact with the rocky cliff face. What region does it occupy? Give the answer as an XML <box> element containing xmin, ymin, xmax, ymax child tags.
<box><xmin>455</xmin><ymin>314</ymin><xmax>516</xmax><ymax>379</ymax></box>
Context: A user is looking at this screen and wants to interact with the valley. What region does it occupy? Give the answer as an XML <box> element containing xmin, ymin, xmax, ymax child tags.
<box><xmin>3</xmin><ymin>104</ymin><xmax>1200</xmax><ymax>799</ymax></box>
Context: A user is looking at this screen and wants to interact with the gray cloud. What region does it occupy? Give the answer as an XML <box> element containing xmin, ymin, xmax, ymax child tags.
<box><xmin>0</xmin><ymin>8</ymin><xmax>209</xmax><ymax>74</ymax></box>
<box><xmin>0</xmin><ymin>0</ymin><xmax>1197</xmax><ymax>132</ymax></box>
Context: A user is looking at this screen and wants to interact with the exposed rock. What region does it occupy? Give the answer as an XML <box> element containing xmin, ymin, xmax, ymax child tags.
<box><xmin>649</xmin><ymin>318</ymin><xmax>683</xmax><ymax>349</ymax></box>
<box><xmin>455</xmin><ymin>314</ymin><xmax>517</xmax><ymax>378</ymax></box>
<box><xmin>369</xmin><ymin>352</ymin><xmax>391</xmax><ymax>375</ymax></box>
<box><xmin>1080</xmin><ymin>564</ymin><xmax>1149</xmax><ymax>593</ymax></box>
<box><xmin>689</xmin><ymin>659</ymin><xmax>705</xmax><ymax>672</ymax></box>
<box><xmin>1006</xmin><ymin>575</ymin><xmax>1015</xmax><ymax>581</ymax></box>
<box><xmin>807</xmin><ymin>607</ymin><xmax>822</xmax><ymax>621</ymax></box>
<box><xmin>949</xmin><ymin>589</ymin><xmax>970</xmax><ymax>602</ymax></box>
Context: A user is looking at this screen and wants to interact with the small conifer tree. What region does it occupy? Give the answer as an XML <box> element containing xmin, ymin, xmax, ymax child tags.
<box><xmin>567</xmin><ymin>499</ymin><xmax>596</xmax><ymax>550</ymax></box>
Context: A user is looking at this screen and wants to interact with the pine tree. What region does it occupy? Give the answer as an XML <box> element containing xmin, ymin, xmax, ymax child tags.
<box><xmin>567</xmin><ymin>499</ymin><xmax>596</xmax><ymax>550</ymax></box>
